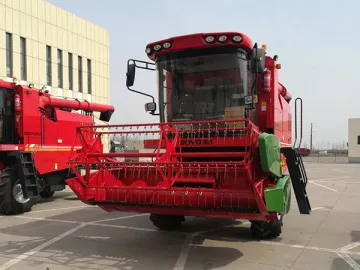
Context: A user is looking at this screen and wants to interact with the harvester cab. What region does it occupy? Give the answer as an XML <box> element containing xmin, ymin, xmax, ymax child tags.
<box><xmin>0</xmin><ymin>78</ymin><xmax>114</xmax><ymax>215</ymax></box>
<box><xmin>67</xmin><ymin>32</ymin><xmax>311</xmax><ymax>239</ymax></box>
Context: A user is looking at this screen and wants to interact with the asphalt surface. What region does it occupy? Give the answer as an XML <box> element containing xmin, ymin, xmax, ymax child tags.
<box><xmin>1</xmin><ymin>162</ymin><xmax>360</xmax><ymax>270</ymax></box>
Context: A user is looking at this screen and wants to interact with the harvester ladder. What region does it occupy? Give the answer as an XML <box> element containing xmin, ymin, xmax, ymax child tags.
<box><xmin>281</xmin><ymin>147</ymin><xmax>311</xmax><ymax>214</ymax></box>
<box><xmin>282</xmin><ymin>97</ymin><xmax>311</xmax><ymax>214</ymax></box>
<box><xmin>18</xmin><ymin>152</ymin><xmax>40</xmax><ymax>198</ymax></box>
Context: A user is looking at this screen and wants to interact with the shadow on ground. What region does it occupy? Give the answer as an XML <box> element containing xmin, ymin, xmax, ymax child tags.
<box><xmin>0</xmin><ymin>211</ymin><xmax>245</xmax><ymax>269</ymax></box>
<box><xmin>331</xmin><ymin>257</ymin><xmax>360</xmax><ymax>270</ymax></box>
<box><xmin>34</xmin><ymin>191</ymin><xmax>76</xmax><ymax>205</ymax></box>
<box><xmin>350</xmin><ymin>231</ymin><xmax>360</xmax><ymax>243</ymax></box>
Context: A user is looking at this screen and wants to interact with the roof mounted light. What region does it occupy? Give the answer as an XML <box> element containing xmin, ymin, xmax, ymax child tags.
<box><xmin>232</xmin><ymin>35</ymin><xmax>242</xmax><ymax>42</ymax></box>
<box><xmin>154</xmin><ymin>44</ymin><xmax>161</xmax><ymax>51</ymax></box>
<box><xmin>218</xmin><ymin>35</ymin><xmax>227</xmax><ymax>42</ymax></box>
<box><xmin>163</xmin><ymin>42</ymin><xmax>171</xmax><ymax>49</ymax></box>
<box><xmin>145</xmin><ymin>47</ymin><xmax>151</xmax><ymax>54</ymax></box>
<box><xmin>205</xmin><ymin>36</ymin><xmax>215</xmax><ymax>43</ymax></box>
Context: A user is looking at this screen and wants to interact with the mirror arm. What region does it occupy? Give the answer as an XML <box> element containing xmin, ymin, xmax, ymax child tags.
<box><xmin>126</xmin><ymin>58</ymin><xmax>156</xmax><ymax>102</ymax></box>
<box><xmin>129</xmin><ymin>59</ymin><xmax>156</xmax><ymax>71</ymax></box>
<box><xmin>126</xmin><ymin>86</ymin><xmax>155</xmax><ymax>103</ymax></box>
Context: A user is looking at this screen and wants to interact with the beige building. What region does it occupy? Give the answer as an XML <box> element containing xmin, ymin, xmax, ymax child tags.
<box><xmin>348</xmin><ymin>118</ymin><xmax>360</xmax><ymax>163</ymax></box>
<box><xmin>0</xmin><ymin>0</ymin><xmax>110</xmax><ymax>105</ymax></box>
<box><xmin>0</xmin><ymin>0</ymin><xmax>111</xmax><ymax>151</ymax></box>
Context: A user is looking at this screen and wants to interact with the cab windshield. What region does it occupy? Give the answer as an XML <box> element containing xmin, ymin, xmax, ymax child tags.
<box><xmin>157</xmin><ymin>47</ymin><xmax>252</xmax><ymax>123</ymax></box>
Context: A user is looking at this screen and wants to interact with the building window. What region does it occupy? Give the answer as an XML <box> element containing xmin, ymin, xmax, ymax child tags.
<box><xmin>57</xmin><ymin>49</ymin><xmax>63</xmax><ymax>88</ymax></box>
<box><xmin>68</xmin><ymin>53</ymin><xmax>73</xmax><ymax>90</ymax></box>
<box><xmin>46</xmin><ymin>45</ymin><xmax>52</xmax><ymax>86</ymax></box>
<box><xmin>20</xmin><ymin>37</ymin><xmax>27</xmax><ymax>81</ymax></box>
<box><xmin>78</xmin><ymin>56</ymin><xmax>82</xmax><ymax>92</ymax></box>
<box><xmin>358</xmin><ymin>136</ymin><xmax>360</xmax><ymax>145</ymax></box>
<box><xmin>6</xmin><ymin>32</ymin><xmax>13</xmax><ymax>78</ymax></box>
<box><xmin>87</xmin><ymin>59</ymin><xmax>91</xmax><ymax>95</ymax></box>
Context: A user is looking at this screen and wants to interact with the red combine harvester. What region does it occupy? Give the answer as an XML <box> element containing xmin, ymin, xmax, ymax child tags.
<box><xmin>67</xmin><ymin>32</ymin><xmax>311</xmax><ymax>238</ymax></box>
<box><xmin>0</xmin><ymin>79</ymin><xmax>114</xmax><ymax>215</ymax></box>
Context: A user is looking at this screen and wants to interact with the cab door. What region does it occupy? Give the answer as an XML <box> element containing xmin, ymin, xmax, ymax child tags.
<box><xmin>0</xmin><ymin>89</ymin><xmax>15</xmax><ymax>144</ymax></box>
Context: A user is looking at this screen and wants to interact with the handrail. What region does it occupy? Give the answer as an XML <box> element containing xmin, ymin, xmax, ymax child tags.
<box><xmin>293</xmin><ymin>97</ymin><xmax>303</xmax><ymax>149</ymax></box>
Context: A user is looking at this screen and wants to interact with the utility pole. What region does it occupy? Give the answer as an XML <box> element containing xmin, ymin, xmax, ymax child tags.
<box><xmin>310</xmin><ymin>123</ymin><xmax>313</xmax><ymax>151</ymax></box>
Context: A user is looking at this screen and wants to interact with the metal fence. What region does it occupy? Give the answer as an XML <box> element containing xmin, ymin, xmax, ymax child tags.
<box><xmin>302</xmin><ymin>153</ymin><xmax>348</xmax><ymax>163</ymax></box>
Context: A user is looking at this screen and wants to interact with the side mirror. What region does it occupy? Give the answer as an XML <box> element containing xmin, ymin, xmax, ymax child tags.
<box><xmin>126</xmin><ymin>63</ymin><xmax>136</xmax><ymax>87</ymax></box>
<box><xmin>145</xmin><ymin>102</ymin><xmax>156</xmax><ymax>114</ymax></box>
<box><xmin>250</xmin><ymin>48</ymin><xmax>266</xmax><ymax>73</ymax></box>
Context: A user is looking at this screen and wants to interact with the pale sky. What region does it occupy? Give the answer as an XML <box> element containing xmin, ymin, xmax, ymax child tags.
<box><xmin>48</xmin><ymin>0</ymin><xmax>360</xmax><ymax>149</ymax></box>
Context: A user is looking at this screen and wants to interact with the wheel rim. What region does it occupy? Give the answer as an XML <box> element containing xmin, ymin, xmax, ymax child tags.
<box><xmin>13</xmin><ymin>181</ymin><xmax>30</xmax><ymax>204</ymax></box>
<box><xmin>277</xmin><ymin>213</ymin><xmax>284</xmax><ymax>226</ymax></box>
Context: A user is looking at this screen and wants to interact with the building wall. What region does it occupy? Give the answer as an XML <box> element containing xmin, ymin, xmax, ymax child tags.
<box><xmin>0</xmin><ymin>0</ymin><xmax>111</xmax><ymax>152</ymax></box>
<box><xmin>348</xmin><ymin>118</ymin><xmax>360</xmax><ymax>163</ymax></box>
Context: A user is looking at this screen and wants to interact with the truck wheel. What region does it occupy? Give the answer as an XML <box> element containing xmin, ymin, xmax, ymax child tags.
<box><xmin>150</xmin><ymin>213</ymin><xmax>185</xmax><ymax>230</ymax></box>
<box><xmin>39</xmin><ymin>188</ymin><xmax>54</xmax><ymax>198</ymax></box>
<box><xmin>250</xmin><ymin>213</ymin><xmax>283</xmax><ymax>239</ymax></box>
<box><xmin>0</xmin><ymin>167</ymin><xmax>34</xmax><ymax>215</ymax></box>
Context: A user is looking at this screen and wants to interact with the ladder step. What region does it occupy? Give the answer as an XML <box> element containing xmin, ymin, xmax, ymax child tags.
<box><xmin>19</xmin><ymin>152</ymin><xmax>40</xmax><ymax>199</ymax></box>
<box><xmin>25</xmin><ymin>179</ymin><xmax>37</xmax><ymax>184</ymax></box>
<box><xmin>23</xmin><ymin>163</ymin><xmax>35</xmax><ymax>168</ymax></box>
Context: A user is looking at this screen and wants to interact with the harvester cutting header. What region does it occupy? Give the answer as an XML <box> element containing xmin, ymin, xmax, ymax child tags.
<box><xmin>0</xmin><ymin>79</ymin><xmax>114</xmax><ymax>215</ymax></box>
<box><xmin>67</xmin><ymin>31</ymin><xmax>311</xmax><ymax>239</ymax></box>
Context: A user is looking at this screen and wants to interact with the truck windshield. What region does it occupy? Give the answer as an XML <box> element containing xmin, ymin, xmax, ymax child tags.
<box><xmin>157</xmin><ymin>47</ymin><xmax>251</xmax><ymax>123</ymax></box>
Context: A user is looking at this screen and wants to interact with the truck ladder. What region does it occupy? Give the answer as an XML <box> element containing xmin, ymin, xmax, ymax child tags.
<box><xmin>17</xmin><ymin>152</ymin><xmax>40</xmax><ymax>199</ymax></box>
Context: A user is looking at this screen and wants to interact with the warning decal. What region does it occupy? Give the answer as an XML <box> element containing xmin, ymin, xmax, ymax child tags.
<box><xmin>261</xmin><ymin>102</ymin><xmax>267</xmax><ymax>111</ymax></box>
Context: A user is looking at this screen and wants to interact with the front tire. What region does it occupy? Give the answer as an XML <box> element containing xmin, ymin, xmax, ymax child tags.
<box><xmin>0</xmin><ymin>167</ymin><xmax>34</xmax><ymax>215</ymax></box>
<box><xmin>150</xmin><ymin>214</ymin><xmax>185</xmax><ymax>230</ymax></box>
<box><xmin>250</xmin><ymin>214</ymin><xmax>283</xmax><ymax>239</ymax></box>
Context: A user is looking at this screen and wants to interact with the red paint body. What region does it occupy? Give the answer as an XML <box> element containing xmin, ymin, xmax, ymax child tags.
<box><xmin>67</xmin><ymin>32</ymin><xmax>294</xmax><ymax>221</ymax></box>
<box><xmin>0</xmin><ymin>79</ymin><xmax>114</xmax><ymax>177</ymax></box>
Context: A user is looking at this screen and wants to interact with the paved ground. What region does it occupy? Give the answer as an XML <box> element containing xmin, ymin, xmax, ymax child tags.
<box><xmin>303</xmin><ymin>155</ymin><xmax>348</xmax><ymax>163</ymax></box>
<box><xmin>1</xmin><ymin>162</ymin><xmax>360</xmax><ymax>269</ymax></box>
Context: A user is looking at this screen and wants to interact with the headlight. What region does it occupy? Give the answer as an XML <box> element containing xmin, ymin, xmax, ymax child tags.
<box><xmin>232</xmin><ymin>35</ymin><xmax>242</xmax><ymax>42</ymax></box>
<box><xmin>163</xmin><ymin>42</ymin><xmax>171</xmax><ymax>49</ymax></box>
<box><xmin>145</xmin><ymin>102</ymin><xmax>157</xmax><ymax>112</ymax></box>
<box><xmin>145</xmin><ymin>47</ymin><xmax>151</xmax><ymax>54</ymax></box>
<box><xmin>205</xmin><ymin>36</ymin><xmax>215</xmax><ymax>43</ymax></box>
<box><xmin>154</xmin><ymin>44</ymin><xmax>161</xmax><ymax>51</ymax></box>
<box><xmin>219</xmin><ymin>35</ymin><xmax>227</xmax><ymax>42</ymax></box>
<box><xmin>244</xmin><ymin>95</ymin><xmax>253</xmax><ymax>105</ymax></box>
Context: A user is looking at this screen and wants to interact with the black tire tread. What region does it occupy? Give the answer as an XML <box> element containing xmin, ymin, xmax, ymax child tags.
<box><xmin>250</xmin><ymin>218</ymin><xmax>282</xmax><ymax>239</ymax></box>
<box><xmin>39</xmin><ymin>189</ymin><xmax>54</xmax><ymax>198</ymax></box>
<box><xmin>0</xmin><ymin>167</ymin><xmax>34</xmax><ymax>215</ymax></box>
